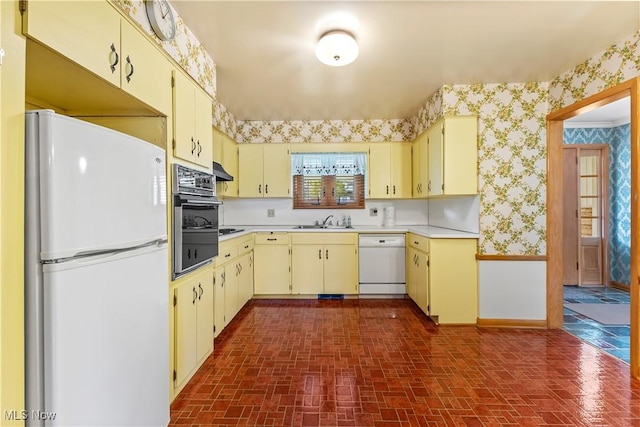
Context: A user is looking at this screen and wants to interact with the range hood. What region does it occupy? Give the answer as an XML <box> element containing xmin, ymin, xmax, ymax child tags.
<box><xmin>212</xmin><ymin>161</ymin><xmax>234</xmax><ymax>182</ymax></box>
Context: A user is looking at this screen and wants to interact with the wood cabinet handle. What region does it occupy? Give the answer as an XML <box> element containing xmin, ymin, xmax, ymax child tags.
<box><xmin>109</xmin><ymin>43</ymin><xmax>119</xmax><ymax>73</ymax></box>
<box><xmin>125</xmin><ymin>55</ymin><xmax>134</xmax><ymax>82</ymax></box>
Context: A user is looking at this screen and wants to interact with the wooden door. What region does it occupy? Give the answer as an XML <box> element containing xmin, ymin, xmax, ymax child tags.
<box><xmin>563</xmin><ymin>147</ymin><xmax>579</xmax><ymax>285</ymax></box>
<box><xmin>562</xmin><ymin>145</ymin><xmax>609</xmax><ymax>286</ymax></box>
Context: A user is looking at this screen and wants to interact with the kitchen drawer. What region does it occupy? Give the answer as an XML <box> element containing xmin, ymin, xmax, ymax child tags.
<box><xmin>215</xmin><ymin>244</ymin><xmax>238</xmax><ymax>266</ymax></box>
<box><xmin>254</xmin><ymin>232</ymin><xmax>288</xmax><ymax>245</ymax></box>
<box><xmin>291</xmin><ymin>233</ymin><xmax>357</xmax><ymax>245</ymax></box>
<box><xmin>238</xmin><ymin>237</ymin><xmax>254</xmax><ymax>254</ymax></box>
<box><xmin>408</xmin><ymin>233</ymin><xmax>429</xmax><ymax>251</ymax></box>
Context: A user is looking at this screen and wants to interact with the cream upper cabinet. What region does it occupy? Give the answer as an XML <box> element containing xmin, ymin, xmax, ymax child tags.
<box><xmin>368</xmin><ymin>143</ymin><xmax>412</xmax><ymax>199</ymax></box>
<box><xmin>23</xmin><ymin>1</ymin><xmax>172</xmax><ymax>115</ymax></box>
<box><xmin>427</xmin><ymin>116</ymin><xmax>478</xmax><ymax>197</ymax></box>
<box><xmin>253</xmin><ymin>233</ymin><xmax>290</xmax><ymax>294</ymax></box>
<box><xmin>173</xmin><ymin>267</ymin><xmax>213</xmax><ymax>389</ymax></box>
<box><xmin>238</xmin><ymin>144</ymin><xmax>290</xmax><ymax>198</ymax></box>
<box><xmin>290</xmin><ymin>233</ymin><xmax>358</xmax><ymax>295</ymax></box>
<box><xmin>213</xmin><ymin>129</ymin><xmax>239</xmax><ymax>198</ymax></box>
<box><xmin>173</xmin><ymin>70</ymin><xmax>213</xmax><ymax>169</ymax></box>
<box><xmin>412</xmin><ymin>132</ymin><xmax>429</xmax><ymax>198</ymax></box>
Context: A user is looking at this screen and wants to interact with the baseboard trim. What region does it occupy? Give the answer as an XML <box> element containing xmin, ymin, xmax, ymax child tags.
<box><xmin>476</xmin><ymin>318</ymin><xmax>548</xmax><ymax>328</ymax></box>
<box><xmin>610</xmin><ymin>281</ymin><xmax>630</xmax><ymax>292</ymax></box>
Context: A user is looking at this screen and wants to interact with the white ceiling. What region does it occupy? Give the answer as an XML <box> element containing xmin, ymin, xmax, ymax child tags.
<box><xmin>171</xmin><ymin>1</ymin><xmax>640</xmax><ymax>122</ymax></box>
<box><xmin>565</xmin><ymin>97</ymin><xmax>631</xmax><ymax>128</ymax></box>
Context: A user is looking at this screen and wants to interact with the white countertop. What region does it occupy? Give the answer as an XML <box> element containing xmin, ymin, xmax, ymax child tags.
<box><xmin>219</xmin><ymin>225</ymin><xmax>478</xmax><ymax>242</ymax></box>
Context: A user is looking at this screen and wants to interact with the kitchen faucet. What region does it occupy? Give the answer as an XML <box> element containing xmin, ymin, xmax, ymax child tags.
<box><xmin>322</xmin><ymin>215</ymin><xmax>334</xmax><ymax>227</ymax></box>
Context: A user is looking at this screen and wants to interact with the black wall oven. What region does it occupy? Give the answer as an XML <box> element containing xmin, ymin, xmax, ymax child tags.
<box><xmin>172</xmin><ymin>164</ymin><xmax>220</xmax><ymax>278</ymax></box>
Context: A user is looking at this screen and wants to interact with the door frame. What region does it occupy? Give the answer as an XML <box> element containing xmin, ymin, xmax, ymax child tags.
<box><xmin>547</xmin><ymin>78</ymin><xmax>639</xmax><ymax>377</ymax></box>
<box><xmin>562</xmin><ymin>144</ymin><xmax>610</xmax><ymax>287</ymax></box>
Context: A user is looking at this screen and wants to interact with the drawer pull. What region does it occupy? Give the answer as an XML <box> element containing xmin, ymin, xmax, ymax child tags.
<box><xmin>267</xmin><ymin>238</ymin><xmax>277</xmax><ymax>241</ymax></box>
<box><xmin>225</xmin><ymin>253</ymin><xmax>231</xmax><ymax>258</ymax></box>
<box><xmin>414</xmin><ymin>241</ymin><xmax>419</xmax><ymax>245</ymax></box>
<box><xmin>244</xmin><ymin>245</ymin><xmax>249</xmax><ymax>249</ymax></box>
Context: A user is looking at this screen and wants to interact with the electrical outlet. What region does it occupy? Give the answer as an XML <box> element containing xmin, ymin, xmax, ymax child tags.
<box><xmin>267</xmin><ymin>209</ymin><xmax>275</xmax><ymax>217</ymax></box>
<box><xmin>369</xmin><ymin>208</ymin><xmax>378</xmax><ymax>217</ymax></box>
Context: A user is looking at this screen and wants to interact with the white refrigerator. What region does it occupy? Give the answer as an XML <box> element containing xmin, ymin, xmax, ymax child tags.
<box><xmin>25</xmin><ymin>110</ymin><xmax>170</xmax><ymax>426</ymax></box>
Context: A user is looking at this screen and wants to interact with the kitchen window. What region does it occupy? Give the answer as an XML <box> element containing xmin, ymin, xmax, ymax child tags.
<box><xmin>292</xmin><ymin>153</ymin><xmax>365</xmax><ymax>209</ymax></box>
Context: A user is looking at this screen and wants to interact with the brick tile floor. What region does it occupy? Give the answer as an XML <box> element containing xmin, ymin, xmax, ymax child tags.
<box><xmin>170</xmin><ymin>299</ymin><xmax>640</xmax><ymax>426</ymax></box>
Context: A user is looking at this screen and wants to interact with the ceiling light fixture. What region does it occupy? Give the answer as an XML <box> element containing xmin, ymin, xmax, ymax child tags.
<box><xmin>315</xmin><ymin>30</ymin><xmax>359</xmax><ymax>67</ymax></box>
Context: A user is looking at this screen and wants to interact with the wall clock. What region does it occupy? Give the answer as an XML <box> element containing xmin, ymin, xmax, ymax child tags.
<box><xmin>145</xmin><ymin>0</ymin><xmax>176</xmax><ymax>42</ymax></box>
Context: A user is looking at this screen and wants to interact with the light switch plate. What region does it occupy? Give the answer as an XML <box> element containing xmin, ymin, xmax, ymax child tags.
<box><xmin>369</xmin><ymin>208</ymin><xmax>378</xmax><ymax>216</ymax></box>
<box><xmin>267</xmin><ymin>209</ymin><xmax>275</xmax><ymax>217</ymax></box>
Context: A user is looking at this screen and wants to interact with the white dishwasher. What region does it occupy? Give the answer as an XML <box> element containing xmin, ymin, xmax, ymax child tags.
<box><xmin>359</xmin><ymin>234</ymin><xmax>406</xmax><ymax>296</ymax></box>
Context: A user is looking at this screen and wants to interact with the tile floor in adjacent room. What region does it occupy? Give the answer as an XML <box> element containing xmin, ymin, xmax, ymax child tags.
<box><xmin>170</xmin><ymin>299</ymin><xmax>640</xmax><ymax>426</ymax></box>
<box><xmin>563</xmin><ymin>286</ymin><xmax>631</xmax><ymax>363</ymax></box>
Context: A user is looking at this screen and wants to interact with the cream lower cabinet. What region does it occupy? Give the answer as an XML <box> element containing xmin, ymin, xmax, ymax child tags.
<box><xmin>213</xmin><ymin>235</ymin><xmax>254</xmax><ymax>337</ymax></box>
<box><xmin>174</xmin><ymin>267</ymin><xmax>213</xmax><ymax>390</ymax></box>
<box><xmin>407</xmin><ymin>243</ymin><xmax>429</xmax><ymax>314</ymax></box>
<box><xmin>406</xmin><ymin>235</ymin><xmax>477</xmax><ymax>324</ymax></box>
<box><xmin>291</xmin><ymin>233</ymin><xmax>358</xmax><ymax>295</ymax></box>
<box><xmin>428</xmin><ymin>239</ymin><xmax>478</xmax><ymax>324</ymax></box>
<box><xmin>253</xmin><ymin>232</ymin><xmax>291</xmax><ymax>294</ymax></box>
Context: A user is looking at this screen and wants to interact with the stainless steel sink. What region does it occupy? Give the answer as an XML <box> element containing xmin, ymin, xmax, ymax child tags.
<box><xmin>292</xmin><ymin>225</ymin><xmax>354</xmax><ymax>229</ymax></box>
<box><xmin>293</xmin><ymin>225</ymin><xmax>326</xmax><ymax>229</ymax></box>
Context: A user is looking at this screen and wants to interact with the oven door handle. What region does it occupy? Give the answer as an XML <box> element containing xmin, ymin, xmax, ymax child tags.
<box><xmin>183</xmin><ymin>199</ymin><xmax>222</xmax><ymax>206</ymax></box>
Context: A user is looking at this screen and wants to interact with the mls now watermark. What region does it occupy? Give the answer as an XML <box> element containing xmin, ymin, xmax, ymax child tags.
<box><xmin>4</xmin><ymin>410</ymin><xmax>57</xmax><ymax>421</ymax></box>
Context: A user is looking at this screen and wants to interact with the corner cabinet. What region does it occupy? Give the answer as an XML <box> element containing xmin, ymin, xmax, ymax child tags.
<box><xmin>173</xmin><ymin>70</ymin><xmax>213</xmax><ymax>169</ymax></box>
<box><xmin>253</xmin><ymin>233</ymin><xmax>291</xmax><ymax>294</ymax></box>
<box><xmin>427</xmin><ymin>116</ymin><xmax>478</xmax><ymax>197</ymax></box>
<box><xmin>291</xmin><ymin>233</ymin><xmax>358</xmax><ymax>295</ymax></box>
<box><xmin>213</xmin><ymin>128</ymin><xmax>239</xmax><ymax>198</ymax></box>
<box><xmin>412</xmin><ymin>132</ymin><xmax>429</xmax><ymax>198</ymax></box>
<box><xmin>368</xmin><ymin>143</ymin><xmax>412</xmax><ymax>199</ymax></box>
<box><xmin>238</xmin><ymin>144</ymin><xmax>290</xmax><ymax>198</ymax></box>
<box><xmin>173</xmin><ymin>267</ymin><xmax>214</xmax><ymax>390</ymax></box>
<box><xmin>406</xmin><ymin>234</ymin><xmax>478</xmax><ymax>324</ymax></box>
<box><xmin>22</xmin><ymin>0</ymin><xmax>173</xmax><ymax>115</ymax></box>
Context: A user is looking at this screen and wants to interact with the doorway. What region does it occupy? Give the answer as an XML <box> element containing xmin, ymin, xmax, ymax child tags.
<box><xmin>563</xmin><ymin>145</ymin><xmax>609</xmax><ymax>287</ymax></box>
<box><xmin>547</xmin><ymin>78</ymin><xmax>638</xmax><ymax>377</ymax></box>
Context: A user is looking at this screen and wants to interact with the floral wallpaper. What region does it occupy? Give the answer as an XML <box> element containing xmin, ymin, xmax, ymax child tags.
<box><xmin>112</xmin><ymin>0</ymin><xmax>216</xmax><ymax>99</ymax></box>
<box><xmin>443</xmin><ymin>83</ymin><xmax>550</xmax><ymax>255</ymax></box>
<box><xmin>564</xmin><ymin>125</ymin><xmax>632</xmax><ymax>286</ymax></box>
<box><xmin>549</xmin><ymin>31</ymin><xmax>640</xmax><ymax>112</ymax></box>
<box><xmin>412</xmin><ymin>87</ymin><xmax>444</xmax><ymax>139</ymax></box>
<box><xmin>212</xmin><ymin>99</ymin><xmax>237</xmax><ymax>138</ymax></box>
<box><xmin>235</xmin><ymin>119</ymin><xmax>413</xmax><ymax>144</ymax></box>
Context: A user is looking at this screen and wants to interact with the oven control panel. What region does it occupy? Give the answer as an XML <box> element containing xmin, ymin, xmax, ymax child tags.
<box><xmin>172</xmin><ymin>164</ymin><xmax>215</xmax><ymax>197</ymax></box>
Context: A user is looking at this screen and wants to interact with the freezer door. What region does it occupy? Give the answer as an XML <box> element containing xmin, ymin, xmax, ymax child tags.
<box><xmin>42</xmin><ymin>245</ymin><xmax>169</xmax><ymax>426</ymax></box>
<box><xmin>27</xmin><ymin>110</ymin><xmax>167</xmax><ymax>260</ymax></box>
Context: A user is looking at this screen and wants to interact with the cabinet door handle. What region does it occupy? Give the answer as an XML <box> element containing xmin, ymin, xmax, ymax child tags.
<box><xmin>125</xmin><ymin>55</ymin><xmax>134</xmax><ymax>82</ymax></box>
<box><xmin>267</xmin><ymin>238</ymin><xmax>277</xmax><ymax>241</ymax></box>
<box><xmin>187</xmin><ymin>249</ymin><xmax>191</xmax><ymax>259</ymax></box>
<box><xmin>265</xmin><ymin>184</ymin><xmax>268</xmax><ymax>194</ymax></box>
<box><xmin>393</xmin><ymin>185</ymin><xmax>396</xmax><ymax>195</ymax></box>
<box><xmin>414</xmin><ymin>241</ymin><xmax>419</xmax><ymax>245</ymax></box>
<box><xmin>325</xmin><ymin>249</ymin><xmax>329</xmax><ymax>259</ymax></box>
<box><xmin>221</xmin><ymin>271</ymin><xmax>225</xmax><ymax>286</ymax></box>
<box><xmin>318</xmin><ymin>249</ymin><xmax>322</xmax><ymax>259</ymax></box>
<box><xmin>109</xmin><ymin>43</ymin><xmax>119</xmax><ymax>73</ymax></box>
<box><xmin>224</xmin><ymin>182</ymin><xmax>228</xmax><ymax>191</ymax></box>
<box><xmin>258</xmin><ymin>184</ymin><xmax>262</xmax><ymax>194</ymax></box>
<box><xmin>225</xmin><ymin>253</ymin><xmax>231</xmax><ymax>258</ymax></box>
<box><xmin>244</xmin><ymin>245</ymin><xmax>249</xmax><ymax>249</ymax></box>
<box><xmin>191</xmin><ymin>137</ymin><xmax>196</xmax><ymax>154</ymax></box>
<box><xmin>194</xmin><ymin>249</ymin><xmax>198</xmax><ymax>259</ymax></box>
<box><xmin>198</xmin><ymin>283</ymin><xmax>203</xmax><ymax>300</ymax></box>
<box><xmin>249</xmin><ymin>256</ymin><xmax>253</xmax><ymax>267</ymax></box>
<box><xmin>192</xmin><ymin>286</ymin><xmax>197</xmax><ymax>305</ymax></box>
<box><xmin>386</xmin><ymin>185</ymin><xmax>389</xmax><ymax>195</ymax></box>
<box><xmin>428</xmin><ymin>181</ymin><xmax>431</xmax><ymax>192</ymax></box>
<box><xmin>197</xmin><ymin>140</ymin><xmax>202</xmax><ymax>156</ymax></box>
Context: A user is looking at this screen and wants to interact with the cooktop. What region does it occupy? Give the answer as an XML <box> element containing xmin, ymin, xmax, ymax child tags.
<box><xmin>219</xmin><ymin>228</ymin><xmax>245</xmax><ymax>236</ymax></box>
